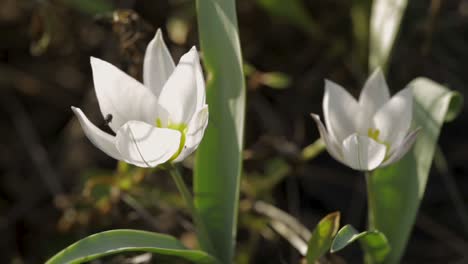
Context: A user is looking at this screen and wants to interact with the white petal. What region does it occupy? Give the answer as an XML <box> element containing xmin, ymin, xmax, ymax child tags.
<box><xmin>158</xmin><ymin>47</ymin><xmax>204</xmax><ymax>126</ymax></box>
<box><xmin>173</xmin><ymin>105</ymin><xmax>209</xmax><ymax>162</ymax></box>
<box><xmin>194</xmin><ymin>50</ymin><xmax>206</xmax><ymax>109</ymax></box>
<box><xmin>356</xmin><ymin>68</ymin><xmax>390</xmax><ymax>133</ymax></box>
<box><xmin>342</xmin><ymin>134</ymin><xmax>387</xmax><ymax>171</ymax></box>
<box><xmin>310</xmin><ymin>114</ymin><xmax>343</xmax><ymax>162</ymax></box>
<box><xmin>143</xmin><ymin>29</ymin><xmax>175</xmax><ymax>98</ymax></box>
<box><xmin>373</xmin><ymin>86</ymin><xmax>413</xmax><ymax>151</ymax></box>
<box><xmin>115</xmin><ymin>121</ymin><xmax>181</xmax><ymax>167</ymax></box>
<box><xmin>71</xmin><ymin>106</ymin><xmax>122</xmax><ymax>160</ymax></box>
<box><xmin>380</xmin><ymin>128</ymin><xmax>420</xmax><ymax>167</ymax></box>
<box><xmin>359</xmin><ymin>68</ymin><xmax>390</xmax><ymax>113</ymax></box>
<box><xmin>90</xmin><ymin>57</ymin><xmax>159</xmax><ymax>132</ymax></box>
<box><xmin>323</xmin><ymin>80</ymin><xmax>359</xmax><ymax>143</ymax></box>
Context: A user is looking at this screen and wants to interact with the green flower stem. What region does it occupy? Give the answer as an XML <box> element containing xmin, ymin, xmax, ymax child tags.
<box><xmin>168</xmin><ymin>164</ymin><xmax>216</xmax><ymax>258</ymax></box>
<box><xmin>365</xmin><ymin>171</ymin><xmax>376</xmax><ymax>230</ymax></box>
<box><xmin>365</xmin><ymin>171</ymin><xmax>377</xmax><ymax>264</ymax></box>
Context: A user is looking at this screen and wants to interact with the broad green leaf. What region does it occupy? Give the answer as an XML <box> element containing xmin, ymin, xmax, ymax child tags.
<box><xmin>368</xmin><ymin>78</ymin><xmax>462</xmax><ymax>264</ymax></box>
<box><xmin>46</xmin><ymin>229</ymin><xmax>218</xmax><ymax>264</ymax></box>
<box><xmin>369</xmin><ymin>0</ymin><xmax>408</xmax><ymax>70</ymax></box>
<box><xmin>64</xmin><ymin>0</ymin><xmax>113</xmax><ymax>14</ymax></box>
<box><xmin>306</xmin><ymin>212</ymin><xmax>340</xmax><ymax>264</ymax></box>
<box><xmin>195</xmin><ymin>0</ymin><xmax>246</xmax><ymax>263</ymax></box>
<box><xmin>331</xmin><ymin>225</ymin><xmax>390</xmax><ymax>263</ymax></box>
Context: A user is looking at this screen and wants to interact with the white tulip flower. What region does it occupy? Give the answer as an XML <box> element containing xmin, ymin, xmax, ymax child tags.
<box><xmin>72</xmin><ymin>29</ymin><xmax>208</xmax><ymax>167</ymax></box>
<box><xmin>311</xmin><ymin>69</ymin><xmax>419</xmax><ymax>171</ymax></box>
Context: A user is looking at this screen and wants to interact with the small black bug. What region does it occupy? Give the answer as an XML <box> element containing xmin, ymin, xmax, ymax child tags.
<box><xmin>104</xmin><ymin>114</ymin><xmax>113</xmax><ymax>126</ymax></box>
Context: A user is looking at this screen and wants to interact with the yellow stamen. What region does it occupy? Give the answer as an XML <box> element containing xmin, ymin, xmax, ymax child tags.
<box><xmin>367</xmin><ymin>128</ymin><xmax>391</xmax><ymax>156</ymax></box>
<box><xmin>367</xmin><ymin>128</ymin><xmax>380</xmax><ymax>141</ymax></box>
<box><xmin>156</xmin><ymin>118</ymin><xmax>187</xmax><ymax>161</ymax></box>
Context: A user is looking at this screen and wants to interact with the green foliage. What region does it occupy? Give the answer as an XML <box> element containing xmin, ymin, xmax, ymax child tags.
<box><xmin>256</xmin><ymin>0</ymin><xmax>320</xmax><ymax>36</ymax></box>
<box><xmin>46</xmin><ymin>229</ymin><xmax>217</xmax><ymax>264</ymax></box>
<box><xmin>331</xmin><ymin>225</ymin><xmax>390</xmax><ymax>264</ymax></box>
<box><xmin>301</xmin><ymin>138</ymin><xmax>326</xmax><ymax>161</ymax></box>
<box><xmin>195</xmin><ymin>0</ymin><xmax>246</xmax><ymax>263</ymax></box>
<box><xmin>261</xmin><ymin>72</ymin><xmax>291</xmax><ymax>90</ymax></box>
<box><xmin>306</xmin><ymin>212</ymin><xmax>340</xmax><ymax>264</ymax></box>
<box><xmin>368</xmin><ymin>78</ymin><xmax>462</xmax><ymax>263</ymax></box>
<box><xmin>244</xmin><ymin>63</ymin><xmax>291</xmax><ymax>90</ymax></box>
<box><xmin>351</xmin><ymin>0</ymin><xmax>372</xmax><ymax>71</ymax></box>
<box><xmin>369</xmin><ymin>0</ymin><xmax>408</xmax><ymax>71</ymax></box>
<box><xmin>243</xmin><ymin>158</ymin><xmax>291</xmax><ymax>199</ymax></box>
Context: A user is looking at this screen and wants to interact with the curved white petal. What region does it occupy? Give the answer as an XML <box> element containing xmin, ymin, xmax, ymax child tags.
<box><xmin>173</xmin><ymin>105</ymin><xmax>209</xmax><ymax>162</ymax></box>
<box><xmin>310</xmin><ymin>114</ymin><xmax>343</xmax><ymax>162</ymax></box>
<box><xmin>342</xmin><ymin>134</ymin><xmax>387</xmax><ymax>171</ymax></box>
<box><xmin>143</xmin><ymin>29</ymin><xmax>175</xmax><ymax>98</ymax></box>
<box><xmin>158</xmin><ymin>47</ymin><xmax>202</xmax><ymax>125</ymax></box>
<box><xmin>194</xmin><ymin>50</ymin><xmax>206</xmax><ymax>109</ymax></box>
<box><xmin>115</xmin><ymin>121</ymin><xmax>181</xmax><ymax>167</ymax></box>
<box><xmin>356</xmin><ymin>68</ymin><xmax>390</xmax><ymax>133</ymax></box>
<box><xmin>323</xmin><ymin>80</ymin><xmax>359</xmax><ymax>143</ymax></box>
<box><xmin>380</xmin><ymin>128</ymin><xmax>420</xmax><ymax>167</ymax></box>
<box><xmin>373</xmin><ymin>86</ymin><xmax>413</xmax><ymax>151</ymax></box>
<box><xmin>71</xmin><ymin>106</ymin><xmax>122</xmax><ymax>160</ymax></box>
<box><xmin>90</xmin><ymin>57</ymin><xmax>159</xmax><ymax>132</ymax></box>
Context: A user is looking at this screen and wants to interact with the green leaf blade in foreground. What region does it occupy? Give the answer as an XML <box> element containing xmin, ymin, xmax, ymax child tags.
<box><xmin>369</xmin><ymin>78</ymin><xmax>462</xmax><ymax>264</ymax></box>
<box><xmin>331</xmin><ymin>225</ymin><xmax>390</xmax><ymax>264</ymax></box>
<box><xmin>195</xmin><ymin>0</ymin><xmax>246</xmax><ymax>263</ymax></box>
<box><xmin>46</xmin><ymin>229</ymin><xmax>217</xmax><ymax>264</ymax></box>
<box><xmin>306</xmin><ymin>212</ymin><xmax>340</xmax><ymax>264</ymax></box>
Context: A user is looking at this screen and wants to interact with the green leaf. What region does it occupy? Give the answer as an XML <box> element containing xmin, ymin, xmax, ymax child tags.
<box><xmin>368</xmin><ymin>78</ymin><xmax>462</xmax><ymax>264</ymax></box>
<box><xmin>369</xmin><ymin>0</ymin><xmax>408</xmax><ymax>71</ymax></box>
<box><xmin>301</xmin><ymin>138</ymin><xmax>326</xmax><ymax>161</ymax></box>
<box><xmin>46</xmin><ymin>229</ymin><xmax>218</xmax><ymax>264</ymax></box>
<box><xmin>254</xmin><ymin>201</ymin><xmax>311</xmax><ymax>255</ymax></box>
<box><xmin>195</xmin><ymin>0</ymin><xmax>246</xmax><ymax>263</ymax></box>
<box><xmin>331</xmin><ymin>225</ymin><xmax>390</xmax><ymax>263</ymax></box>
<box><xmin>255</xmin><ymin>0</ymin><xmax>321</xmax><ymax>36</ymax></box>
<box><xmin>306</xmin><ymin>212</ymin><xmax>340</xmax><ymax>264</ymax></box>
<box><xmin>261</xmin><ymin>72</ymin><xmax>291</xmax><ymax>90</ymax></box>
<box><xmin>351</xmin><ymin>0</ymin><xmax>372</xmax><ymax>71</ymax></box>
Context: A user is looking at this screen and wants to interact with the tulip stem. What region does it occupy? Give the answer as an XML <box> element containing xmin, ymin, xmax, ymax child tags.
<box><xmin>168</xmin><ymin>164</ymin><xmax>217</xmax><ymax>258</ymax></box>
<box><xmin>364</xmin><ymin>171</ymin><xmax>378</xmax><ymax>264</ymax></box>
<box><xmin>365</xmin><ymin>171</ymin><xmax>376</xmax><ymax>230</ymax></box>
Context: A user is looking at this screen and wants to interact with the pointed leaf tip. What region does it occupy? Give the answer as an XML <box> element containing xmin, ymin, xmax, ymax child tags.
<box><xmin>306</xmin><ymin>212</ymin><xmax>341</xmax><ymax>264</ymax></box>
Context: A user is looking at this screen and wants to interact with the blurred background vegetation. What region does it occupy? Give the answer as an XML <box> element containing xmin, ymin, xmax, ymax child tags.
<box><xmin>1</xmin><ymin>0</ymin><xmax>467</xmax><ymax>263</ymax></box>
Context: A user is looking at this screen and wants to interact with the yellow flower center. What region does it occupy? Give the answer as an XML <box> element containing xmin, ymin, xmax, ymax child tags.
<box><xmin>156</xmin><ymin>118</ymin><xmax>187</xmax><ymax>161</ymax></box>
<box><xmin>368</xmin><ymin>128</ymin><xmax>390</xmax><ymax>155</ymax></box>
<box><xmin>367</xmin><ymin>128</ymin><xmax>380</xmax><ymax>141</ymax></box>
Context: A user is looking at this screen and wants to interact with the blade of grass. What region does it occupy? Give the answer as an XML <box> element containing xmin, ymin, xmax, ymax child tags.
<box><xmin>194</xmin><ymin>0</ymin><xmax>246</xmax><ymax>263</ymax></box>
<box><xmin>351</xmin><ymin>0</ymin><xmax>372</xmax><ymax>72</ymax></box>
<box><xmin>255</xmin><ymin>0</ymin><xmax>322</xmax><ymax>37</ymax></box>
<box><xmin>369</xmin><ymin>0</ymin><xmax>408</xmax><ymax>71</ymax></box>
<box><xmin>434</xmin><ymin>147</ymin><xmax>468</xmax><ymax>236</ymax></box>
<box><xmin>253</xmin><ymin>200</ymin><xmax>312</xmax><ymax>242</ymax></box>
